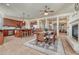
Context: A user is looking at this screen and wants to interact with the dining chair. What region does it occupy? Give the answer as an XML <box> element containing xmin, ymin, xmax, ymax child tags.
<box><xmin>36</xmin><ymin>32</ymin><xmax>45</xmax><ymax>45</ymax></box>
<box><xmin>49</xmin><ymin>32</ymin><xmax>57</xmax><ymax>45</ymax></box>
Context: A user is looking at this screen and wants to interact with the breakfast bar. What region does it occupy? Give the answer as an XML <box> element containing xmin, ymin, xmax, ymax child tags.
<box><xmin>15</xmin><ymin>29</ymin><xmax>33</xmax><ymax>37</ymax></box>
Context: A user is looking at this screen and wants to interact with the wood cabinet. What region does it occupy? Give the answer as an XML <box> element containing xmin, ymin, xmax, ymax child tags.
<box><xmin>15</xmin><ymin>30</ymin><xmax>22</xmax><ymax>37</ymax></box>
<box><xmin>3</xmin><ymin>18</ymin><xmax>25</xmax><ymax>27</ymax></box>
<box><xmin>2</xmin><ymin>30</ymin><xmax>15</xmax><ymax>36</ymax></box>
<box><xmin>4</xmin><ymin>18</ymin><xmax>18</xmax><ymax>27</ymax></box>
<box><xmin>0</xmin><ymin>31</ymin><xmax>4</xmax><ymax>45</ymax></box>
<box><xmin>3</xmin><ymin>30</ymin><xmax>8</xmax><ymax>36</ymax></box>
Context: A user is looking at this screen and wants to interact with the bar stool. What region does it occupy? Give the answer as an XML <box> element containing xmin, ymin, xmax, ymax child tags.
<box><xmin>30</xmin><ymin>29</ymin><xmax>33</xmax><ymax>36</ymax></box>
<box><xmin>21</xmin><ymin>30</ymin><xmax>24</xmax><ymax>37</ymax></box>
<box><xmin>29</xmin><ymin>30</ymin><xmax>31</xmax><ymax>36</ymax></box>
<box><xmin>29</xmin><ymin>29</ymin><xmax>32</xmax><ymax>36</ymax></box>
<box><xmin>28</xmin><ymin>30</ymin><xmax>30</xmax><ymax>36</ymax></box>
<box><xmin>26</xmin><ymin>30</ymin><xmax>28</xmax><ymax>36</ymax></box>
<box><xmin>23</xmin><ymin>30</ymin><xmax>26</xmax><ymax>37</ymax></box>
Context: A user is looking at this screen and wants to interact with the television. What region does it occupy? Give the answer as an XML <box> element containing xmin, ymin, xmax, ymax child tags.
<box><xmin>72</xmin><ymin>24</ymin><xmax>78</xmax><ymax>41</ymax></box>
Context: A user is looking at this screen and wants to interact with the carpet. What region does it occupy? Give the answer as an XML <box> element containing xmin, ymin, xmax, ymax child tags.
<box><xmin>24</xmin><ymin>39</ymin><xmax>65</xmax><ymax>55</ymax></box>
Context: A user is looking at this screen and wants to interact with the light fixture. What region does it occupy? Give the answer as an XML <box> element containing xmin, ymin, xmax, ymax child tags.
<box><xmin>74</xmin><ymin>3</ymin><xmax>79</xmax><ymax>12</ymax></box>
<box><xmin>44</xmin><ymin>12</ymin><xmax>48</xmax><ymax>15</ymax></box>
<box><xmin>72</xmin><ymin>3</ymin><xmax>79</xmax><ymax>16</ymax></box>
<box><xmin>6</xmin><ymin>3</ymin><xmax>10</xmax><ymax>6</ymax></box>
<box><xmin>74</xmin><ymin>3</ymin><xmax>79</xmax><ymax>14</ymax></box>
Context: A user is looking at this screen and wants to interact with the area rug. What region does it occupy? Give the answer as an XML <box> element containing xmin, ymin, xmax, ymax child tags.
<box><xmin>24</xmin><ymin>39</ymin><xmax>65</xmax><ymax>55</ymax></box>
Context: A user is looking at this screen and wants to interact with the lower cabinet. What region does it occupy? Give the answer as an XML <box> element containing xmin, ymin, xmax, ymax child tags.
<box><xmin>0</xmin><ymin>32</ymin><xmax>4</xmax><ymax>45</ymax></box>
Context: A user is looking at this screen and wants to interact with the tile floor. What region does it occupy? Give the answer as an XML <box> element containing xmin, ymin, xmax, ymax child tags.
<box><xmin>59</xmin><ymin>33</ymin><xmax>76</xmax><ymax>55</ymax></box>
<box><xmin>0</xmin><ymin>34</ymin><xmax>77</xmax><ymax>55</ymax></box>
<box><xmin>0</xmin><ymin>36</ymin><xmax>44</xmax><ymax>55</ymax></box>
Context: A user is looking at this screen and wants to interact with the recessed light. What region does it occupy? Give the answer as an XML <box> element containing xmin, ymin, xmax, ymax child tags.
<box><xmin>44</xmin><ymin>12</ymin><xmax>48</xmax><ymax>15</ymax></box>
<box><xmin>6</xmin><ymin>3</ymin><xmax>10</xmax><ymax>6</ymax></box>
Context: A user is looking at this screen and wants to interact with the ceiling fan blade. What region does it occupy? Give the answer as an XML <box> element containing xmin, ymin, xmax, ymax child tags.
<box><xmin>47</xmin><ymin>7</ymin><xmax>50</xmax><ymax>10</ymax></box>
<box><xmin>49</xmin><ymin>10</ymin><xmax>54</xmax><ymax>12</ymax></box>
<box><xmin>44</xmin><ymin>10</ymin><xmax>48</xmax><ymax>12</ymax></box>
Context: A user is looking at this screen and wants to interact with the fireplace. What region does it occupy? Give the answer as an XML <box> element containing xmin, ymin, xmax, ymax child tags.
<box><xmin>72</xmin><ymin>24</ymin><xmax>78</xmax><ymax>41</ymax></box>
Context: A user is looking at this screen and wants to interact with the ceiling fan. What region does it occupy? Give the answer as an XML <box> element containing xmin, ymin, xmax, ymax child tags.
<box><xmin>40</xmin><ymin>5</ymin><xmax>54</xmax><ymax>15</ymax></box>
<box><xmin>72</xmin><ymin>3</ymin><xmax>79</xmax><ymax>17</ymax></box>
<box><xmin>74</xmin><ymin>3</ymin><xmax>79</xmax><ymax>12</ymax></box>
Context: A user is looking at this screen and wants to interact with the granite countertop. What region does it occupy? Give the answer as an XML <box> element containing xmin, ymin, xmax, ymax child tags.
<box><xmin>0</xmin><ymin>28</ymin><xmax>31</xmax><ymax>30</ymax></box>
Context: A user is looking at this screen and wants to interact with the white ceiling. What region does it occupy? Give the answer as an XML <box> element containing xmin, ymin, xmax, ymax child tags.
<box><xmin>0</xmin><ymin>3</ymin><xmax>74</xmax><ymax>19</ymax></box>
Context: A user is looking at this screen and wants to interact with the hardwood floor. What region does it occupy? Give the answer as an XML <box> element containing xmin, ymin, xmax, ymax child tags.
<box><xmin>59</xmin><ymin>33</ymin><xmax>77</xmax><ymax>55</ymax></box>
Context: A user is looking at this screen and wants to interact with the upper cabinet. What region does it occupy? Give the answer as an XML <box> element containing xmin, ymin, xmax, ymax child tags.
<box><xmin>3</xmin><ymin>18</ymin><xmax>25</xmax><ymax>28</ymax></box>
<box><xmin>4</xmin><ymin>18</ymin><xmax>18</xmax><ymax>27</ymax></box>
